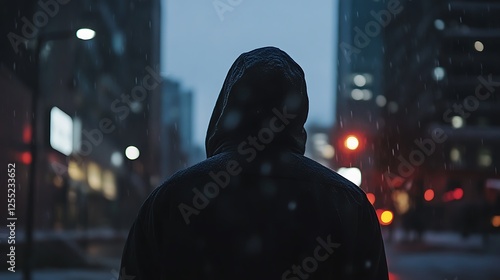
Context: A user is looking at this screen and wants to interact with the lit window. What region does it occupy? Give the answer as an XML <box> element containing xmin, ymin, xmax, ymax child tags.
<box><xmin>353</xmin><ymin>74</ymin><xmax>367</xmax><ymax>87</ymax></box>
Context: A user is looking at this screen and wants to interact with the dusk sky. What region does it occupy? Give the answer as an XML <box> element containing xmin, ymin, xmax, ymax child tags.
<box><xmin>162</xmin><ymin>0</ymin><xmax>338</xmax><ymax>147</ymax></box>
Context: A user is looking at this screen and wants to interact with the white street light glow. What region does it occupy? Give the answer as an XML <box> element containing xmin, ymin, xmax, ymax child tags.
<box><xmin>76</xmin><ymin>28</ymin><xmax>96</xmax><ymax>40</ymax></box>
<box><xmin>125</xmin><ymin>146</ymin><xmax>140</xmax><ymax>160</ymax></box>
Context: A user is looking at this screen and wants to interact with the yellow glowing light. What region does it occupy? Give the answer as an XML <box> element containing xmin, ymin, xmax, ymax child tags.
<box><xmin>87</xmin><ymin>162</ymin><xmax>102</xmax><ymax>191</ymax></box>
<box><xmin>68</xmin><ymin>160</ymin><xmax>85</xmax><ymax>181</ymax></box>
<box><xmin>392</xmin><ymin>190</ymin><xmax>410</xmax><ymax>214</ymax></box>
<box><xmin>380</xmin><ymin>210</ymin><xmax>394</xmax><ymax>225</ymax></box>
<box><xmin>102</xmin><ymin>170</ymin><xmax>117</xmax><ymax>200</ymax></box>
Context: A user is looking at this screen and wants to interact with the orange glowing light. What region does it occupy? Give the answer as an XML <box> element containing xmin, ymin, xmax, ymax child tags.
<box><xmin>366</xmin><ymin>193</ymin><xmax>376</xmax><ymax>205</ymax></box>
<box><xmin>492</xmin><ymin>216</ymin><xmax>500</xmax><ymax>228</ymax></box>
<box><xmin>424</xmin><ymin>189</ymin><xmax>434</xmax><ymax>201</ymax></box>
<box><xmin>344</xmin><ymin>135</ymin><xmax>359</xmax><ymax>150</ymax></box>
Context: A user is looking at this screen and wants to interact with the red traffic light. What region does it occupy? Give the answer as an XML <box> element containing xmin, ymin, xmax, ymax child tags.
<box><xmin>20</xmin><ymin>151</ymin><xmax>32</xmax><ymax>165</ymax></box>
<box><xmin>344</xmin><ymin>135</ymin><xmax>360</xmax><ymax>150</ymax></box>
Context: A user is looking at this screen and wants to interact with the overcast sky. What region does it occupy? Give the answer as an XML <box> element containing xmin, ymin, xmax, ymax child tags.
<box><xmin>161</xmin><ymin>0</ymin><xmax>338</xmax><ymax>147</ymax></box>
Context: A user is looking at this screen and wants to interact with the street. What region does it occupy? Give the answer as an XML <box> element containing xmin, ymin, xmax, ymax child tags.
<box><xmin>386</xmin><ymin>231</ymin><xmax>500</xmax><ymax>280</ymax></box>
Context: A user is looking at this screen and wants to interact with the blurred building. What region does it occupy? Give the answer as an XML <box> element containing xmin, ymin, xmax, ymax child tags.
<box><xmin>334</xmin><ymin>0</ymin><xmax>390</xmax><ymax>195</ymax></box>
<box><xmin>305</xmin><ymin>124</ymin><xmax>336</xmax><ymax>169</ymax></box>
<box><xmin>157</xmin><ymin>77</ymin><xmax>195</xmax><ymax>180</ymax></box>
<box><xmin>382</xmin><ymin>0</ymin><xmax>500</xmax><ymax>231</ymax></box>
<box><xmin>335</xmin><ymin>0</ymin><xmax>500</xmax><ymax>233</ymax></box>
<box><xmin>383</xmin><ymin>0</ymin><xmax>500</xmax><ymax>175</ymax></box>
<box><xmin>0</xmin><ymin>0</ymin><xmax>161</xmax><ymax>269</ymax></box>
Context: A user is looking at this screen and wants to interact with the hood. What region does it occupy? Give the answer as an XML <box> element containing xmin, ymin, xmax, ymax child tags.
<box><xmin>205</xmin><ymin>47</ymin><xmax>309</xmax><ymax>158</ymax></box>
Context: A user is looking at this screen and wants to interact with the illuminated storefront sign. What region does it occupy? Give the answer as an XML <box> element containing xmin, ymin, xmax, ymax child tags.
<box><xmin>50</xmin><ymin>107</ymin><xmax>73</xmax><ymax>156</ymax></box>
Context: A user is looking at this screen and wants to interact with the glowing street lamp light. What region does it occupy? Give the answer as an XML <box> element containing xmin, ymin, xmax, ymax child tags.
<box><xmin>76</xmin><ymin>28</ymin><xmax>96</xmax><ymax>40</ymax></box>
<box><xmin>125</xmin><ymin>146</ymin><xmax>140</xmax><ymax>160</ymax></box>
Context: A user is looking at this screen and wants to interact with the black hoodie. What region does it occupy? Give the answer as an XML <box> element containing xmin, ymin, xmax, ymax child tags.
<box><xmin>120</xmin><ymin>47</ymin><xmax>388</xmax><ymax>280</ymax></box>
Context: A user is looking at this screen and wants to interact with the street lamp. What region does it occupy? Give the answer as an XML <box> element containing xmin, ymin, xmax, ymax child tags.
<box><xmin>76</xmin><ymin>28</ymin><xmax>96</xmax><ymax>40</ymax></box>
<box><xmin>125</xmin><ymin>146</ymin><xmax>140</xmax><ymax>160</ymax></box>
<box><xmin>24</xmin><ymin>28</ymin><xmax>95</xmax><ymax>280</ymax></box>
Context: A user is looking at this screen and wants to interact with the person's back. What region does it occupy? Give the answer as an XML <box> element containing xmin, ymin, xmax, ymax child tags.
<box><xmin>120</xmin><ymin>47</ymin><xmax>388</xmax><ymax>280</ymax></box>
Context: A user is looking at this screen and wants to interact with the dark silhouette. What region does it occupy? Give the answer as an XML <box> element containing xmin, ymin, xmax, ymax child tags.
<box><xmin>120</xmin><ymin>47</ymin><xmax>388</xmax><ymax>279</ymax></box>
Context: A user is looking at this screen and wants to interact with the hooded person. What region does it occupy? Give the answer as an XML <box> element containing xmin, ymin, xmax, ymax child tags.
<box><xmin>120</xmin><ymin>47</ymin><xmax>388</xmax><ymax>280</ymax></box>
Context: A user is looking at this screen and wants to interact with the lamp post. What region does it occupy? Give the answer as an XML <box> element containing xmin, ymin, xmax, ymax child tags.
<box><xmin>24</xmin><ymin>28</ymin><xmax>95</xmax><ymax>280</ymax></box>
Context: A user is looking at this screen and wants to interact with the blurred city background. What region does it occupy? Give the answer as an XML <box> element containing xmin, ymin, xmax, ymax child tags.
<box><xmin>1</xmin><ymin>0</ymin><xmax>500</xmax><ymax>279</ymax></box>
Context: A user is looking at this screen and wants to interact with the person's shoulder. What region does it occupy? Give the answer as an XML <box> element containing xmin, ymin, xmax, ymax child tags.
<box><xmin>153</xmin><ymin>153</ymin><xmax>230</xmax><ymax>193</ymax></box>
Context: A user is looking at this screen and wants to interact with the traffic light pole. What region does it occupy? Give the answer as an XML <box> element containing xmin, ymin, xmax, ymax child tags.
<box><xmin>23</xmin><ymin>30</ymin><xmax>75</xmax><ymax>280</ymax></box>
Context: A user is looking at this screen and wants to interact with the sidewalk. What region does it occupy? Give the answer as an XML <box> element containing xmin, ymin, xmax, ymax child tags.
<box><xmin>0</xmin><ymin>228</ymin><xmax>124</xmax><ymax>279</ymax></box>
<box><xmin>0</xmin><ymin>269</ymin><xmax>116</xmax><ymax>280</ymax></box>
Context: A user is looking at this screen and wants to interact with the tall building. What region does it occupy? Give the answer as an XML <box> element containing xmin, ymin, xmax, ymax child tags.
<box><xmin>381</xmin><ymin>0</ymin><xmax>500</xmax><ymax>230</ymax></box>
<box><xmin>334</xmin><ymin>0</ymin><xmax>393</xmax><ymax>194</ymax></box>
<box><xmin>383</xmin><ymin>0</ymin><xmax>500</xmax><ymax>176</ymax></box>
<box><xmin>335</xmin><ymin>0</ymin><xmax>500</xmax><ymax>231</ymax></box>
<box><xmin>158</xmin><ymin>77</ymin><xmax>195</xmax><ymax>180</ymax></box>
<box><xmin>0</xmin><ymin>0</ymin><xmax>161</xmax><ymax>268</ymax></box>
